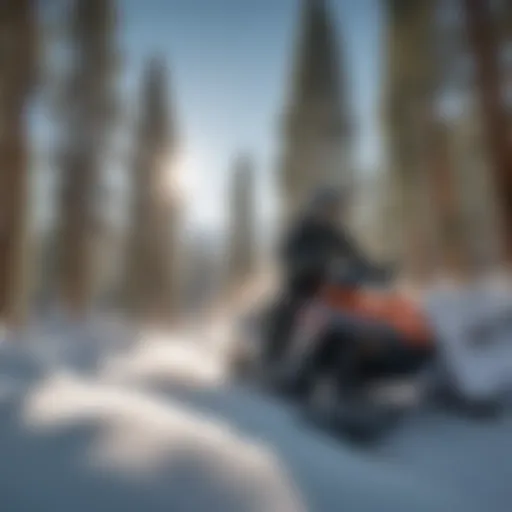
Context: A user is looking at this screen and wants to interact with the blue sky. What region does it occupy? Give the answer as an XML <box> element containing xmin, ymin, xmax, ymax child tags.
<box><xmin>119</xmin><ymin>0</ymin><xmax>384</xmax><ymax>230</ymax></box>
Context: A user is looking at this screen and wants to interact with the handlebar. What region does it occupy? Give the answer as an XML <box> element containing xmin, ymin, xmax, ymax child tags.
<box><xmin>327</xmin><ymin>260</ymin><xmax>395</xmax><ymax>287</ymax></box>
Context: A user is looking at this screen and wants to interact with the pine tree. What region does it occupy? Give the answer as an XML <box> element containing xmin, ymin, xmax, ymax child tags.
<box><xmin>56</xmin><ymin>0</ymin><xmax>119</xmax><ymax>318</ymax></box>
<box><xmin>280</xmin><ymin>0</ymin><xmax>351</xmax><ymax>224</ymax></box>
<box><xmin>382</xmin><ymin>0</ymin><xmax>441</xmax><ymax>282</ymax></box>
<box><xmin>227</xmin><ymin>154</ymin><xmax>256</xmax><ymax>293</ymax></box>
<box><xmin>125</xmin><ymin>57</ymin><xmax>179</xmax><ymax>324</ymax></box>
<box><xmin>0</xmin><ymin>1</ymin><xmax>38</xmax><ymax>327</ymax></box>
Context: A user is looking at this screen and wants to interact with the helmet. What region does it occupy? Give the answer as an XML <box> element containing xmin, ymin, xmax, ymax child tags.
<box><xmin>308</xmin><ymin>186</ymin><xmax>346</xmax><ymax>213</ymax></box>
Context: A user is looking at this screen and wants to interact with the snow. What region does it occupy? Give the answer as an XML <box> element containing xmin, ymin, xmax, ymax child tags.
<box><xmin>0</xmin><ymin>317</ymin><xmax>511</xmax><ymax>511</ymax></box>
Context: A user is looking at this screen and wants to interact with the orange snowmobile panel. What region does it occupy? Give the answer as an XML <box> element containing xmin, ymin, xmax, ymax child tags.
<box><xmin>321</xmin><ymin>285</ymin><xmax>433</xmax><ymax>348</ymax></box>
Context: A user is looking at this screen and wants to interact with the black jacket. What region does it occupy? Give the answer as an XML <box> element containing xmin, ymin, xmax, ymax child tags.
<box><xmin>279</xmin><ymin>215</ymin><xmax>372</xmax><ymax>294</ymax></box>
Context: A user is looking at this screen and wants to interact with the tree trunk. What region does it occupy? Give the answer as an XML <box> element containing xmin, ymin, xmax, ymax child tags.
<box><xmin>429</xmin><ymin>122</ymin><xmax>470</xmax><ymax>278</ymax></box>
<box><xmin>463</xmin><ymin>0</ymin><xmax>512</xmax><ymax>267</ymax></box>
<box><xmin>56</xmin><ymin>0</ymin><xmax>118</xmax><ymax>319</ymax></box>
<box><xmin>0</xmin><ymin>1</ymin><xmax>37</xmax><ymax>328</ymax></box>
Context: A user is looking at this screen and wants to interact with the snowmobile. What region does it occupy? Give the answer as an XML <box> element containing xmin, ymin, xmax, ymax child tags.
<box><xmin>230</xmin><ymin>264</ymin><xmax>432</xmax><ymax>396</ymax></box>
<box><xmin>276</xmin><ymin>264</ymin><xmax>435</xmax><ymax>440</ymax></box>
<box><xmin>230</xmin><ymin>265</ymin><xmax>512</xmax><ymax>442</ymax></box>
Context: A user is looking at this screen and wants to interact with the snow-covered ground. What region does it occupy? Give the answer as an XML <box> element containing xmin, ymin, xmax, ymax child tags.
<box><xmin>0</xmin><ymin>320</ymin><xmax>511</xmax><ymax>512</ymax></box>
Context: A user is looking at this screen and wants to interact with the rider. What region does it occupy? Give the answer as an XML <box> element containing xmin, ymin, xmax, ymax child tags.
<box><xmin>281</xmin><ymin>187</ymin><xmax>374</xmax><ymax>296</ymax></box>
<box><xmin>266</xmin><ymin>186</ymin><xmax>379</xmax><ymax>363</ymax></box>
